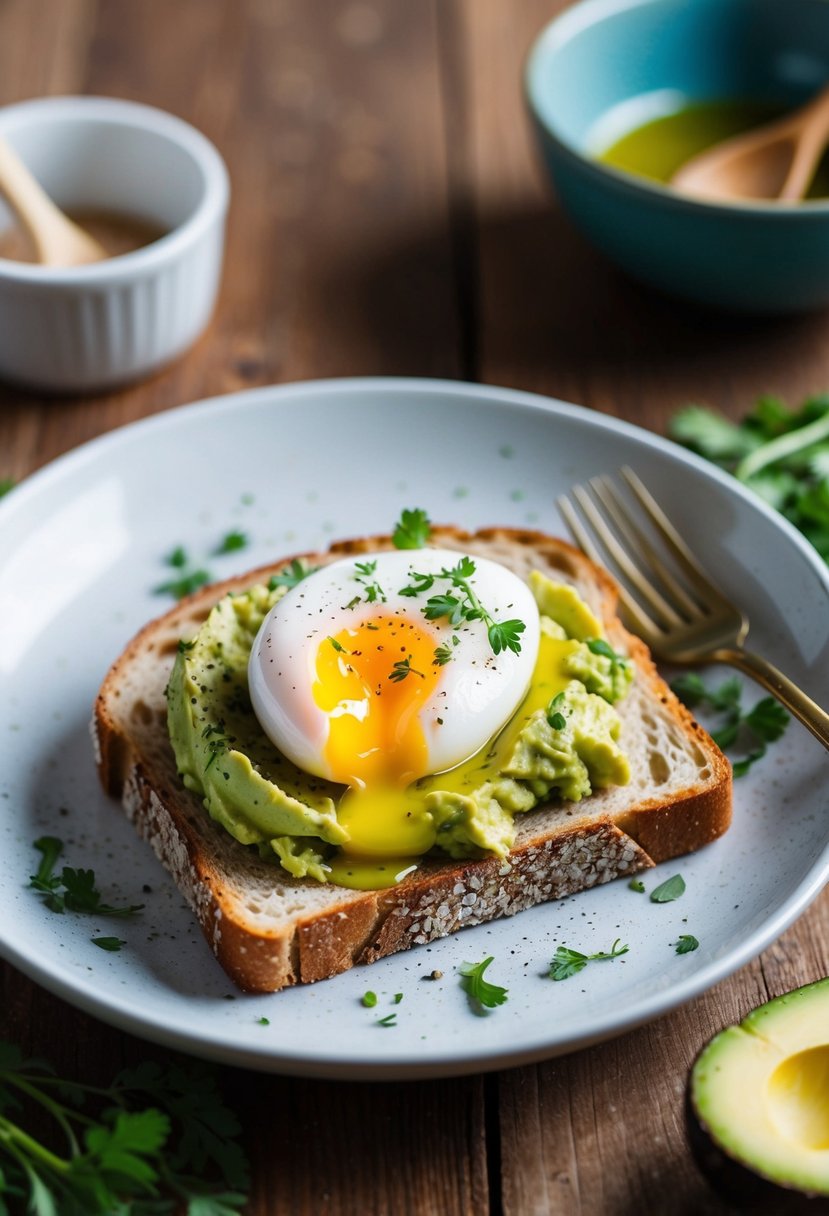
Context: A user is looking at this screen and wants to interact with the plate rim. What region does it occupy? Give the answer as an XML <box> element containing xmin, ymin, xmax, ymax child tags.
<box><xmin>2</xmin><ymin>375</ymin><xmax>828</xmax><ymax>1079</ymax></box>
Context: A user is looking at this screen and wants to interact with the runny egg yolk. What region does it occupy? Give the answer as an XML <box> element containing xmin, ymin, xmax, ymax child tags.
<box><xmin>324</xmin><ymin>631</ymin><xmax>579</xmax><ymax>890</ymax></box>
<box><xmin>313</xmin><ymin>614</ymin><xmax>442</xmax><ymax>875</ymax></box>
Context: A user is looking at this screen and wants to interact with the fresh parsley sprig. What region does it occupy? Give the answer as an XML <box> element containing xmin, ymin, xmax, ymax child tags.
<box><xmin>154</xmin><ymin>547</ymin><xmax>211</xmax><ymax>600</ymax></box>
<box><xmin>548</xmin><ymin>939</ymin><xmax>629</xmax><ymax>981</ymax></box>
<box><xmin>0</xmin><ymin>1045</ymin><xmax>249</xmax><ymax>1215</ymax></box>
<box><xmin>671</xmin><ymin>674</ymin><xmax>789</xmax><ymax>777</ymax></box>
<box><xmin>670</xmin><ymin>393</ymin><xmax>829</xmax><ymax>564</ymax></box>
<box><xmin>458</xmin><ymin>957</ymin><xmax>508</xmax><ymax>1010</ymax></box>
<box><xmin>268</xmin><ymin>558</ymin><xmax>319</xmax><ymax>591</ymax></box>
<box><xmin>354</xmin><ymin>558</ymin><xmax>386</xmax><ymax>604</ymax></box>
<box><xmin>389</xmin><ymin>655</ymin><xmax>424</xmax><ymax>683</ymax></box>
<box><xmin>29</xmin><ymin>838</ymin><xmax>143</xmax><ymax>919</ymax></box>
<box><xmin>401</xmin><ymin>555</ymin><xmax>526</xmax><ymax>656</ymax></box>
<box><xmin>392</xmin><ymin>507</ymin><xmax>431</xmax><ymax>549</ymax></box>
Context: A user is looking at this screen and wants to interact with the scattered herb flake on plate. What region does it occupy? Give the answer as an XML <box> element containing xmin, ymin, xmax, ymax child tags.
<box><xmin>649</xmin><ymin>874</ymin><xmax>686</xmax><ymax>904</ymax></box>
<box><xmin>548</xmin><ymin>939</ymin><xmax>629</xmax><ymax>981</ymax></box>
<box><xmin>458</xmin><ymin>957</ymin><xmax>508</xmax><ymax>1011</ymax></box>
<box><xmin>29</xmin><ymin>837</ymin><xmax>143</xmax><ymax>919</ymax></box>
<box><xmin>214</xmin><ymin>529</ymin><xmax>248</xmax><ymax>555</ymax></box>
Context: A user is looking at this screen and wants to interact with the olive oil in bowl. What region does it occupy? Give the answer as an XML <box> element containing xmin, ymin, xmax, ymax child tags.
<box><xmin>599</xmin><ymin>100</ymin><xmax>829</xmax><ymax>199</ymax></box>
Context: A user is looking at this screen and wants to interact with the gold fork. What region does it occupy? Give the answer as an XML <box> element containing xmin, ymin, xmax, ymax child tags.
<box><xmin>557</xmin><ymin>467</ymin><xmax>829</xmax><ymax>751</ymax></box>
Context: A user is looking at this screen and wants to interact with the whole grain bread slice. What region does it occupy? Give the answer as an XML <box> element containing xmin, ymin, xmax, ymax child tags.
<box><xmin>92</xmin><ymin>527</ymin><xmax>732</xmax><ymax>993</ymax></box>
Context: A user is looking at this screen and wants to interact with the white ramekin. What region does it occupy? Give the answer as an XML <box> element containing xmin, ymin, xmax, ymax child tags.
<box><xmin>0</xmin><ymin>96</ymin><xmax>229</xmax><ymax>392</ymax></box>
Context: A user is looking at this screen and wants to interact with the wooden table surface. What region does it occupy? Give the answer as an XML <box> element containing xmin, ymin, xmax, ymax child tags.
<box><xmin>1</xmin><ymin>2</ymin><xmax>827</xmax><ymax>1213</ymax></box>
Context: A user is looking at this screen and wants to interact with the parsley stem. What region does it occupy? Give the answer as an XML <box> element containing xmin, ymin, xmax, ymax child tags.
<box><xmin>456</xmin><ymin>575</ymin><xmax>493</xmax><ymax>631</ymax></box>
<box><xmin>736</xmin><ymin>410</ymin><xmax>829</xmax><ymax>481</ymax></box>
<box><xmin>0</xmin><ymin>1113</ymin><xmax>71</xmax><ymax>1174</ymax></box>
<box><xmin>2</xmin><ymin>1073</ymin><xmax>89</xmax><ymax>1151</ymax></box>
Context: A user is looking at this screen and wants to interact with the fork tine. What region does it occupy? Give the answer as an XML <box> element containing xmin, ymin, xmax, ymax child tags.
<box><xmin>590</xmin><ymin>475</ymin><xmax>706</xmax><ymax>620</ymax></box>
<box><xmin>557</xmin><ymin>490</ymin><xmax>666</xmax><ymax>638</ymax></box>
<box><xmin>571</xmin><ymin>483</ymin><xmax>686</xmax><ymax>628</ymax></box>
<box><xmin>620</xmin><ymin>467</ymin><xmax>729</xmax><ymax>605</ymax></box>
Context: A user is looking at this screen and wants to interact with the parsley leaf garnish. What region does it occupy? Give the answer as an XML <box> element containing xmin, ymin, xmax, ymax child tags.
<box><xmin>354</xmin><ymin>558</ymin><xmax>386</xmax><ymax>603</ymax></box>
<box><xmin>389</xmin><ymin>655</ymin><xmax>424</xmax><ymax>682</ymax></box>
<box><xmin>153</xmin><ymin>544</ymin><xmax>213</xmax><ymax>599</ymax></box>
<box><xmin>154</xmin><ymin>568</ymin><xmax>211</xmax><ymax>599</ymax></box>
<box><xmin>392</xmin><ymin>507</ymin><xmax>432</xmax><ymax>549</ymax></box>
<box><xmin>548</xmin><ymin>939</ymin><xmax>629</xmax><ymax>981</ymax></box>
<box><xmin>586</xmin><ymin>637</ymin><xmax>630</xmax><ymax>680</ymax></box>
<box><xmin>268</xmin><ymin>559</ymin><xmax>319</xmax><ymax>591</ymax></box>
<box><xmin>675</xmin><ymin>934</ymin><xmax>700</xmax><ymax>954</ymax></box>
<box><xmin>458</xmin><ymin>957</ymin><xmax>508</xmax><ymax>1010</ymax></box>
<box><xmin>650</xmin><ymin>874</ymin><xmax>685</xmax><ymax>903</ymax></box>
<box><xmin>433</xmin><ymin>636</ymin><xmax>460</xmax><ymax>666</ymax></box>
<box><xmin>0</xmin><ymin>1047</ymin><xmax>249</xmax><ymax>1213</ymax></box>
<box><xmin>214</xmin><ymin>529</ymin><xmax>248</xmax><ymax>555</ymax></box>
<box><xmin>671</xmin><ymin>674</ymin><xmax>789</xmax><ymax>777</ymax></box>
<box><xmin>203</xmin><ymin>722</ymin><xmax>229</xmax><ymax>773</ymax></box>
<box><xmin>28</xmin><ymin>835</ymin><xmax>64</xmax><ymax>909</ymax></box>
<box><xmin>402</xmin><ymin>556</ymin><xmax>526</xmax><ymax>657</ymax></box>
<box><xmin>29</xmin><ymin>838</ymin><xmax>144</xmax><ymax>919</ymax></box>
<box><xmin>92</xmin><ymin>936</ymin><xmax>126</xmax><ymax>952</ymax></box>
<box><xmin>546</xmin><ymin>692</ymin><xmax>568</xmax><ymax>731</ymax></box>
<box><xmin>0</xmin><ymin>477</ymin><xmax>15</xmax><ymax>498</ymax></box>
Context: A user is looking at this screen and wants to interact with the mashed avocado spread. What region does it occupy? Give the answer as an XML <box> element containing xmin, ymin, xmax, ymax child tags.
<box><xmin>166</xmin><ymin>571</ymin><xmax>633</xmax><ymax>889</ymax></box>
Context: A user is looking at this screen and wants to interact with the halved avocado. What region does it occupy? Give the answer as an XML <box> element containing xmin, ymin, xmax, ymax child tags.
<box><xmin>688</xmin><ymin>978</ymin><xmax>829</xmax><ymax>1212</ymax></box>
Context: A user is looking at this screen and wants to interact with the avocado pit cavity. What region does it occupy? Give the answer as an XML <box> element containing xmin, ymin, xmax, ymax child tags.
<box><xmin>768</xmin><ymin>1045</ymin><xmax>829</xmax><ymax>1152</ymax></box>
<box><xmin>689</xmin><ymin>977</ymin><xmax>829</xmax><ymax>1208</ymax></box>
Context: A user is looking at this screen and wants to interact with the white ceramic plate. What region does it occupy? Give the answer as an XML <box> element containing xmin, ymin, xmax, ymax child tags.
<box><xmin>1</xmin><ymin>378</ymin><xmax>827</xmax><ymax>1080</ymax></box>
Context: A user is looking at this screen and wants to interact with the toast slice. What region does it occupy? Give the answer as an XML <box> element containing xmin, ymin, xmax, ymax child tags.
<box><xmin>93</xmin><ymin>527</ymin><xmax>732</xmax><ymax>993</ymax></box>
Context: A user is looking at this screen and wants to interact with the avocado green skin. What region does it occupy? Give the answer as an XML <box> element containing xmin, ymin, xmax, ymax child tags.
<box><xmin>686</xmin><ymin>979</ymin><xmax>829</xmax><ymax>1214</ymax></box>
<box><xmin>686</xmin><ymin>1088</ymin><xmax>829</xmax><ymax>1214</ymax></box>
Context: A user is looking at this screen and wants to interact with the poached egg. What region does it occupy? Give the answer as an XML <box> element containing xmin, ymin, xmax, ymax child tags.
<box><xmin>248</xmin><ymin>548</ymin><xmax>540</xmax><ymax>886</ymax></box>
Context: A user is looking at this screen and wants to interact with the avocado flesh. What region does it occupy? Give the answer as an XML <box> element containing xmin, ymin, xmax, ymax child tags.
<box><xmin>691</xmin><ymin>978</ymin><xmax>829</xmax><ymax>1198</ymax></box>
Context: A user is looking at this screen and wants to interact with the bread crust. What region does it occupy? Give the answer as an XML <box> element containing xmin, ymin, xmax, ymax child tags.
<box><xmin>93</xmin><ymin>526</ymin><xmax>732</xmax><ymax>992</ymax></box>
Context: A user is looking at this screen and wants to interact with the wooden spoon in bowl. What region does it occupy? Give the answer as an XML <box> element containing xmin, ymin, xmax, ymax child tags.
<box><xmin>0</xmin><ymin>136</ymin><xmax>106</xmax><ymax>266</ymax></box>
<box><xmin>671</xmin><ymin>84</ymin><xmax>829</xmax><ymax>203</ymax></box>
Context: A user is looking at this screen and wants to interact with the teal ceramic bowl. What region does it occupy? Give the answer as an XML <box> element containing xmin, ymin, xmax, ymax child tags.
<box><xmin>526</xmin><ymin>0</ymin><xmax>829</xmax><ymax>313</ymax></box>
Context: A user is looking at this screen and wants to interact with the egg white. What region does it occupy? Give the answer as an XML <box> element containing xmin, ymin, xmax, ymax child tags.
<box><xmin>248</xmin><ymin>547</ymin><xmax>541</xmax><ymax>783</ymax></box>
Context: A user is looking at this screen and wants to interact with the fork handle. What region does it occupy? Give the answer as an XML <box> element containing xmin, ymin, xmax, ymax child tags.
<box><xmin>711</xmin><ymin>646</ymin><xmax>829</xmax><ymax>751</ymax></box>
